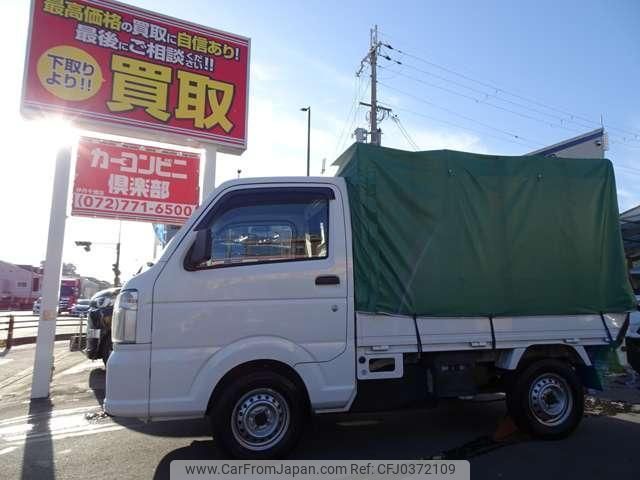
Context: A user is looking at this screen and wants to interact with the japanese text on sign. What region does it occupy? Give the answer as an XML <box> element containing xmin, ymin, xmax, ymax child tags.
<box><xmin>72</xmin><ymin>137</ymin><xmax>200</xmax><ymax>224</ymax></box>
<box><xmin>23</xmin><ymin>0</ymin><xmax>250</xmax><ymax>152</ymax></box>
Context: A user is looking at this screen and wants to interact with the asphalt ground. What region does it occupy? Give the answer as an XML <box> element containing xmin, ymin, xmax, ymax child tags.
<box><xmin>0</xmin><ymin>343</ymin><xmax>639</xmax><ymax>480</ymax></box>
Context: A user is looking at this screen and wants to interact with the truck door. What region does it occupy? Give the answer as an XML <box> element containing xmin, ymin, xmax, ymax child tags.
<box><xmin>150</xmin><ymin>183</ymin><xmax>349</xmax><ymax>414</ymax></box>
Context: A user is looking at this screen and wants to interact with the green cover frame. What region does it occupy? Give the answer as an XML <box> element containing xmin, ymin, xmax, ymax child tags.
<box><xmin>336</xmin><ymin>143</ymin><xmax>635</xmax><ymax>317</ymax></box>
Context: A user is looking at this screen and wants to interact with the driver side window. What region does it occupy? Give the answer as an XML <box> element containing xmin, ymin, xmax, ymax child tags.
<box><xmin>190</xmin><ymin>187</ymin><xmax>331</xmax><ymax>270</ymax></box>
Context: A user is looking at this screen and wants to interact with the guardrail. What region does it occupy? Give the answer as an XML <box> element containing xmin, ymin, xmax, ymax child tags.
<box><xmin>0</xmin><ymin>312</ymin><xmax>87</xmax><ymax>351</ymax></box>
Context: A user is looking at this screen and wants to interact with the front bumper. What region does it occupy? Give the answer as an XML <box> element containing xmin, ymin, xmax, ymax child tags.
<box><xmin>104</xmin><ymin>343</ymin><xmax>150</xmax><ymax>418</ymax></box>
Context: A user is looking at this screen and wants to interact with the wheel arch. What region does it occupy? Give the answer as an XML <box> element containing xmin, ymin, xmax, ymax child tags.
<box><xmin>497</xmin><ymin>344</ymin><xmax>591</xmax><ymax>371</ymax></box>
<box><xmin>206</xmin><ymin>359</ymin><xmax>311</xmax><ymax>416</ymax></box>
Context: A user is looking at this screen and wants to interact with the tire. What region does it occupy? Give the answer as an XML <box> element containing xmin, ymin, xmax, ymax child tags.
<box><xmin>507</xmin><ymin>359</ymin><xmax>583</xmax><ymax>439</ymax></box>
<box><xmin>210</xmin><ymin>371</ymin><xmax>306</xmax><ymax>459</ymax></box>
<box><xmin>101</xmin><ymin>336</ymin><xmax>112</xmax><ymax>366</ymax></box>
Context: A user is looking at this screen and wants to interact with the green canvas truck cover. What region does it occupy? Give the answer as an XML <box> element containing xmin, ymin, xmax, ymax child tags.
<box><xmin>336</xmin><ymin>143</ymin><xmax>635</xmax><ymax>317</ymax></box>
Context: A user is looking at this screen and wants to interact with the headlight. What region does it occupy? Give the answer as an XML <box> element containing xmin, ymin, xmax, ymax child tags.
<box><xmin>95</xmin><ymin>295</ymin><xmax>114</xmax><ymax>308</ymax></box>
<box><xmin>112</xmin><ymin>290</ymin><xmax>138</xmax><ymax>344</ymax></box>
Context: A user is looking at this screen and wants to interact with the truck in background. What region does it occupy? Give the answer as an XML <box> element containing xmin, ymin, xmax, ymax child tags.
<box><xmin>59</xmin><ymin>277</ymin><xmax>100</xmax><ymax>313</ymax></box>
<box><xmin>105</xmin><ymin>145</ymin><xmax>634</xmax><ymax>459</ymax></box>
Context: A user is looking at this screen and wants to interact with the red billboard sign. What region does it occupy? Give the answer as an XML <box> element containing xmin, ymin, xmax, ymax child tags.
<box><xmin>72</xmin><ymin>137</ymin><xmax>200</xmax><ymax>224</ymax></box>
<box><xmin>22</xmin><ymin>0</ymin><xmax>250</xmax><ymax>152</ymax></box>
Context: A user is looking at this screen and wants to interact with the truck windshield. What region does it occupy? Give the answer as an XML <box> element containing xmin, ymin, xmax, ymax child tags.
<box><xmin>60</xmin><ymin>285</ymin><xmax>75</xmax><ymax>296</ymax></box>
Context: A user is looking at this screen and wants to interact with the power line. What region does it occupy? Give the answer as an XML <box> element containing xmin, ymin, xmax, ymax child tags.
<box><xmin>380</xmin><ymin>54</ymin><xmax>598</xmax><ymax>132</ymax></box>
<box><xmin>609</xmin><ymin>139</ymin><xmax>640</xmax><ymax>151</ymax></box>
<box><xmin>334</xmin><ymin>75</ymin><xmax>369</xmax><ymax>156</ymax></box>
<box><xmin>383</xmin><ymin>101</ymin><xmax>542</xmax><ymax>149</ymax></box>
<box><xmin>391</xmin><ymin>114</ymin><xmax>420</xmax><ymax>151</ymax></box>
<box><xmin>381</xmin><ymin>42</ymin><xmax>640</xmax><ymax>142</ymax></box>
<box><xmin>378</xmin><ymin>64</ymin><xmax>587</xmax><ymax>135</ymax></box>
<box><xmin>611</xmin><ymin>163</ymin><xmax>640</xmax><ymax>177</ymax></box>
<box><xmin>378</xmin><ymin>80</ymin><xmax>542</xmax><ymax>148</ymax></box>
<box><xmin>334</xmin><ymin>75</ymin><xmax>362</xmax><ymax>154</ymax></box>
<box><xmin>379</xmin><ymin>62</ymin><xmax>640</xmax><ymax>153</ymax></box>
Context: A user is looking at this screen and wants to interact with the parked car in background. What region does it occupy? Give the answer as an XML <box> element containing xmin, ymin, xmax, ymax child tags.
<box><xmin>625</xmin><ymin>295</ymin><xmax>640</xmax><ymax>374</ymax></box>
<box><xmin>32</xmin><ymin>297</ymin><xmax>40</xmax><ymax>315</ymax></box>
<box><xmin>70</xmin><ymin>299</ymin><xmax>91</xmax><ymax>317</ymax></box>
<box><xmin>32</xmin><ymin>296</ymin><xmax>67</xmax><ymax>316</ymax></box>
<box><xmin>85</xmin><ymin>288</ymin><xmax>120</xmax><ymax>365</ymax></box>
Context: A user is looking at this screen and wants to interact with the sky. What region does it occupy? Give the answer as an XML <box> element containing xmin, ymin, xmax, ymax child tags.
<box><xmin>0</xmin><ymin>0</ymin><xmax>639</xmax><ymax>284</ymax></box>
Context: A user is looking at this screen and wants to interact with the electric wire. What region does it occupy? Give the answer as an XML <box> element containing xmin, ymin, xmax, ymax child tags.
<box><xmin>378</xmin><ymin>80</ymin><xmax>543</xmax><ymax>148</ymax></box>
<box><xmin>381</xmin><ymin>101</ymin><xmax>541</xmax><ymax>149</ymax></box>
<box><xmin>377</xmin><ymin>64</ymin><xmax>640</xmax><ymax>152</ymax></box>
<box><xmin>378</xmin><ymin>64</ymin><xmax>587</xmax><ymax>135</ymax></box>
<box><xmin>334</xmin><ymin>75</ymin><xmax>369</xmax><ymax>156</ymax></box>
<box><xmin>381</xmin><ymin>42</ymin><xmax>640</xmax><ymax>142</ymax></box>
<box><xmin>380</xmin><ymin>54</ymin><xmax>597</xmax><ymax>132</ymax></box>
<box><xmin>391</xmin><ymin>114</ymin><xmax>420</xmax><ymax>151</ymax></box>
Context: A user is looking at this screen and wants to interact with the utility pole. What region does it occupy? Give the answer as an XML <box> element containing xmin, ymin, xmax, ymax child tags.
<box><xmin>113</xmin><ymin>242</ymin><xmax>121</xmax><ymax>287</ymax></box>
<box><xmin>113</xmin><ymin>221</ymin><xmax>121</xmax><ymax>287</ymax></box>
<box><xmin>369</xmin><ymin>25</ymin><xmax>379</xmax><ymax>145</ymax></box>
<box><xmin>357</xmin><ymin>25</ymin><xmax>385</xmax><ymax>146</ymax></box>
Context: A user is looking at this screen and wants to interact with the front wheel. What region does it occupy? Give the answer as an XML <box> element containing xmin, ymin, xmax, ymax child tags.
<box><xmin>507</xmin><ymin>359</ymin><xmax>583</xmax><ymax>439</ymax></box>
<box><xmin>210</xmin><ymin>371</ymin><xmax>306</xmax><ymax>459</ymax></box>
<box><xmin>101</xmin><ymin>336</ymin><xmax>112</xmax><ymax>366</ymax></box>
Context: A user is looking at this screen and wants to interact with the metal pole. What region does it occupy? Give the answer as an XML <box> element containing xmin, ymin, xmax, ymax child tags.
<box><xmin>6</xmin><ymin>314</ymin><xmax>14</xmax><ymax>351</ymax></box>
<box><xmin>306</xmin><ymin>107</ymin><xmax>311</xmax><ymax>176</ymax></box>
<box><xmin>202</xmin><ymin>144</ymin><xmax>217</xmax><ymax>199</ymax></box>
<box><xmin>78</xmin><ymin>315</ymin><xmax>83</xmax><ymax>350</ymax></box>
<box><xmin>152</xmin><ymin>234</ymin><xmax>159</xmax><ymax>260</ymax></box>
<box><xmin>32</xmin><ymin>146</ymin><xmax>71</xmax><ymax>399</ymax></box>
<box><xmin>370</xmin><ymin>25</ymin><xmax>379</xmax><ymax>146</ymax></box>
<box><xmin>113</xmin><ymin>221</ymin><xmax>121</xmax><ymax>287</ymax></box>
<box><xmin>114</xmin><ymin>243</ymin><xmax>121</xmax><ymax>287</ymax></box>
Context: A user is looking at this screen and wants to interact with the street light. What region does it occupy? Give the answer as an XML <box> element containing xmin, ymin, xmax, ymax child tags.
<box><xmin>300</xmin><ymin>106</ymin><xmax>310</xmax><ymax>176</ymax></box>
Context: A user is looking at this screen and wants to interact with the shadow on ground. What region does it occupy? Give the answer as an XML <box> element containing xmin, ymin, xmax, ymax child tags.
<box><xmin>150</xmin><ymin>400</ymin><xmax>509</xmax><ymax>480</ymax></box>
<box><xmin>89</xmin><ymin>368</ymin><xmax>105</xmax><ymax>406</ymax></box>
<box><xmin>20</xmin><ymin>398</ymin><xmax>55</xmax><ymax>480</ymax></box>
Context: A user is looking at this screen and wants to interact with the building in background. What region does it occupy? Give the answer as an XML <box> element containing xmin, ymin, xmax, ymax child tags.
<box><xmin>526</xmin><ymin>127</ymin><xmax>607</xmax><ymax>159</ymax></box>
<box><xmin>0</xmin><ymin>260</ymin><xmax>42</xmax><ymax>309</ymax></box>
<box><xmin>620</xmin><ymin>206</ymin><xmax>640</xmax><ymax>266</ymax></box>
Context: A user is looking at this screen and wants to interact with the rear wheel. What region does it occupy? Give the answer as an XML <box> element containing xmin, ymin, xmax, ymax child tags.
<box><xmin>210</xmin><ymin>371</ymin><xmax>305</xmax><ymax>459</ymax></box>
<box><xmin>507</xmin><ymin>359</ymin><xmax>583</xmax><ymax>439</ymax></box>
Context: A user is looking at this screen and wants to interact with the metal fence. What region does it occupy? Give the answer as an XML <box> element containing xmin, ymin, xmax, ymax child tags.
<box><xmin>0</xmin><ymin>312</ymin><xmax>87</xmax><ymax>351</ymax></box>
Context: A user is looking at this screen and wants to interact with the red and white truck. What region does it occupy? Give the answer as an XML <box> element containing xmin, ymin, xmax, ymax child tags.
<box><xmin>58</xmin><ymin>277</ymin><xmax>99</xmax><ymax>313</ymax></box>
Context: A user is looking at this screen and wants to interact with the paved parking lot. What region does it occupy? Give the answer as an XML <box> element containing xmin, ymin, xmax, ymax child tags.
<box><xmin>0</xmin><ymin>343</ymin><xmax>639</xmax><ymax>480</ymax></box>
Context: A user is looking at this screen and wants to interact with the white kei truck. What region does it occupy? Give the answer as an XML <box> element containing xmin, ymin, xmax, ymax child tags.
<box><xmin>105</xmin><ymin>144</ymin><xmax>634</xmax><ymax>459</ymax></box>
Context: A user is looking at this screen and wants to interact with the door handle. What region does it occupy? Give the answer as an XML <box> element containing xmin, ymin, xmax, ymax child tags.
<box><xmin>315</xmin><ymin>275</ymin><xmax>340</xmax><ymax>285</ymax></box>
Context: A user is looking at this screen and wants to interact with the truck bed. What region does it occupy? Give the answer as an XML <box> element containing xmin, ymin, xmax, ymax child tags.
<box><xmin>356</xmin><ymin>311</ymin><xmax>626</xmax><ymax>354</ymax></box>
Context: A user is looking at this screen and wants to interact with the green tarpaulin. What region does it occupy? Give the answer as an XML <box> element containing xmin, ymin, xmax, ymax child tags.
<box><xmin>336</xmin><ymin>143</ymin><xmax>635</xmax><ymax>317</ymax></box>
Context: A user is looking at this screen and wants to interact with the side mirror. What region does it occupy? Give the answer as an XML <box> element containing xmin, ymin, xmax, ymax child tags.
<box><xmin>187</xmin><ymin>229</ymin><xmax>211</xmax><ymax>267</ymax></box>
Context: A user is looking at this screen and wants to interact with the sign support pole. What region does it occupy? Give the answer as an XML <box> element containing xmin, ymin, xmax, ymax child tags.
<box><xmin>31</xmin><ymin>146</ymin><xmax>71</xmax><ymax>399</ymax></box>
<box><xmin>202</xmin><ymin>144</ymin><xmax>217</xmax><ymax>198</ymax></box>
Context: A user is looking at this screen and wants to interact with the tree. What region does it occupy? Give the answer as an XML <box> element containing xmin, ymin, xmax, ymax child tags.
<box><xmin>62</xmin><ymin>263</ymin><xmax>78</xmax><ymax>276</ymax></box>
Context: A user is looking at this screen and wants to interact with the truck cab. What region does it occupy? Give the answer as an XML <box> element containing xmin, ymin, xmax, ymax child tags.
<box><xmin>106</xmin><ymin>173</ymin><xmax>629</xmax><ymax>459</ymax></box>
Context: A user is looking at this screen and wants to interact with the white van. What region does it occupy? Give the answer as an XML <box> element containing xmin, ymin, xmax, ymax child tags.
<box><xmin>105</xmin><ymin>147</ymin><xmax>633</xmax><ymax>459</ymax></box>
